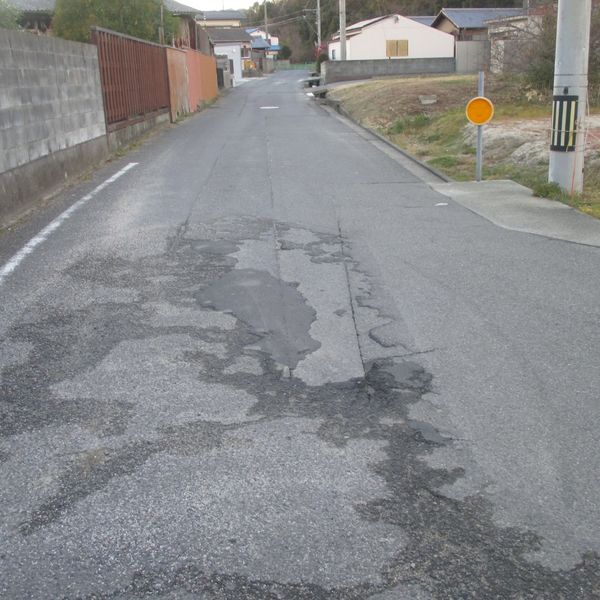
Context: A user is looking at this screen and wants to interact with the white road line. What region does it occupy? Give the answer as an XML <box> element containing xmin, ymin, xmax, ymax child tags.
<box><xmin>0</xmin><ymin>162</ymin><xmax>138</xmax><ymax>286</ymax></box>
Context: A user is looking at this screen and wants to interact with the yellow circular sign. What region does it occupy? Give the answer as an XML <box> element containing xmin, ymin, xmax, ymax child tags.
<box><xmin>466</xmin><ymin>96</ymin><xmax>494</xmax><ymax>125</ymax></box>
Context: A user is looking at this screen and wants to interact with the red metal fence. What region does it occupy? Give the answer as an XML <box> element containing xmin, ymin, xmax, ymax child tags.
<box><xmin>92</xmin><ymin>27</ymin><xmax>170</xmax><ymax>128</ymax></box>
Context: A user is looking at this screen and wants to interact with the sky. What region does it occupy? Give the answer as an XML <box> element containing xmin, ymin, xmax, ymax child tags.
<box><xmin>184</xmin><ymin>0</ymin><xmax>256</xmax><ymax>10</ymax></box>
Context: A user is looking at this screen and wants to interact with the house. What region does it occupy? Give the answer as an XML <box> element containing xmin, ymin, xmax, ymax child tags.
<box><xmin>8</xmin><ymin>0</ymin><xmax>53</xmax><ymax>33</ymax></box>
<box><xmin>486</xmin><ymin>1</ymin><xmax>561</xmax><ymax>73</ymax></box>
<box><xmin>430</xmin><ymin>8</ymin><xmax>525</xmax><ymax>41</ymax></box>
<box><xmin>166</xmin><ymin>0</ymin><xmax>204</xmax><ymax>50</ymax></box>
<box><xmin>199</xmin><ymin>10</ymin><xmax>245</xmax><ymax>28</ymax></box>
<box><xmin>7</xmin><ymin>0</ymin><xmax>203</xmax><ymax>46</ymax></box>
<box><xmin>328</xmin><ymin>14</ymin><xmax>454</xmax><ymax>61</ymax></box>
<box><xmin>247</xmin><ymin>28</ymin><xmax>282</xmax><ymax>59</ymax></box>
<box><xmin>408</xmin><ymin>16</ymin><xmax>435</xmax><ymax>27</ymax></box>
<box><xmin>206</xmin><ymin>28</ymin><xmax>253</xmax><ymax>83</ymax></box>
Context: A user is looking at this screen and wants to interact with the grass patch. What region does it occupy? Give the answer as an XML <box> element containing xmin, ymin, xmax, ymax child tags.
<box><xmin>428</xmin><ymin>155</ymin><xmax>461</xmax><ymax>169</ymax></box>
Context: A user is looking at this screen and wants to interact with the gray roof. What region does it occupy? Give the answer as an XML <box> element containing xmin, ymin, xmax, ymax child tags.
<box><xmin>408</xmin><ymin>16</ymin><xmax>435</xmax><ymax>26</ymax></box>
<box><xmin>207</xmin><ymin>27</ymin><xmax>252</xmax><ymax>43</ymax></box>
<box><xmin>251</xmin><ymin>37</ymin><xmax>270</xmax><ymax>50</ymax></box>
<box><xmin>164</xmin><ymin>0</ymin><xmax>203</xmax><ymax>16</ymax></box>
<box><xmin>433</xmin><ymin>8</ymin><xmax>524</xmax><ymax>29</ymax></box>
<box><xmin>7</xmin><ymin>0</ymin><xmax>200</xmax><ymax>16</ymax></box>
<box><xmin>6</xmin><ymin>0</ymin><xmax>54</xmax><ymax>12</ymax></box>
<box><xmin>202</xmin><ymin>10</ymin><xmax>245</xmax><ymax>21</ymax></box>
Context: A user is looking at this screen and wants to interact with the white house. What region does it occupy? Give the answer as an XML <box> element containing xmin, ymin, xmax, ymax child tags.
<box><xmin>328</xmin><ymin>14</ymin><xmax>454</xmax><ymax>61</ymax></box>
<box><xmin>206</xmin><ymin>28</ymin><xmax>253</xmax><ymax>84</ymax></box>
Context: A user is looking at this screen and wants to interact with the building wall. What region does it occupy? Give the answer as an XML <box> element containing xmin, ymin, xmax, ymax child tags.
<box><xmin>329</xmin><ymin>16</ymin><xmax>454</xmax><ymax>61</ymax></box>
<box><xmin>213</xmin><ymin>42</ymin><xmax>243</xmax><ymax>82</ymax></box>
<box><xmin>456</xmin><ymin>40</ymin><xmax>490</xmax><ymax>73</ymax></box>
<box><xmin>434</xmin><ymin>17</ymin><xmax>457</xmax><ymax>36</ymax></box>
<box><xmin>0</xmin><ymin>29</ymin><xmax>108</xmax><ymax>225</ymax></box>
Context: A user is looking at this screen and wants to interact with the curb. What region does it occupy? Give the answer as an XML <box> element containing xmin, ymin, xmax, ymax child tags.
<box><xmin>320</xmin><ymin>98</ymin><xmax>452</xmax><ymax>183</ymax></box>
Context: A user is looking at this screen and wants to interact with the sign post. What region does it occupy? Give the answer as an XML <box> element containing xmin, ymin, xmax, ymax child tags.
<box><xmin>466</xmin><ymin>72</ymin><xmax>494</xmax><ymax>182</ymax></box>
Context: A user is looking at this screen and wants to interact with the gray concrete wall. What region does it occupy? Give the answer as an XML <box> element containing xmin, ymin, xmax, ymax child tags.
<box><xmin>456</xmin><ymin>41</ymin><xmax>490</xmax><ymax>74</ymax></box>
<box><xmin>0</xmin><ymin>29</ymin><xmax>108</xmax><ymax>225</ymax></box>
<box><xmin>322</xmin><ymin>57</ymin><xmax>455</xmax><ymax>84</ymax></box>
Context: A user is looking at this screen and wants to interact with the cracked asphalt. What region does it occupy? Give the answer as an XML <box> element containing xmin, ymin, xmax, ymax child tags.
<box><xmin>1</xmin><ymin>71</ymin><xmax>599</xmax><ymax>599</ymax></box>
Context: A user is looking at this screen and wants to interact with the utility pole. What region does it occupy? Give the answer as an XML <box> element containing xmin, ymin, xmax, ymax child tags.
<box><xmin>548</xmin><ymin>0</ymin><xmax>592</xmax><ymax>194</ymax></box>
<box><xmin>317</xmin><ymin>0</ymin><xmax>322</xmax><ymax>50</ymax></box>
<box><xmin>159</xmin><ymin>0</ymin><xmax>165</xmax><ymax>45</ymax></box>
<box><xmin>339</xmin><ymin>0</ymin><xmax>346</xmax><ymax>60</ymax></box>
<box><xmin>264</xmin><ymin>0</ymin><xmax>269</xmax><ymax>38</ymax></box>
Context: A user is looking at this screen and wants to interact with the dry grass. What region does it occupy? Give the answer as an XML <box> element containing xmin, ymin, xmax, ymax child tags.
<box><xmin>329</xmin><ymin>74</ymin><xmax>600</xmax><ymax>219</ymax></box>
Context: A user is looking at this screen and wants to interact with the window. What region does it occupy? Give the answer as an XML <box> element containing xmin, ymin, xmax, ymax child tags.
<box><xmin>386</xmin><ymin>40</ymin><xmax>409</xmax><ymax>58</ymax></box>
<box><xmin>331</xmin><ymin>49</ymin><xmax>336</xmax><ymax>60</ymax></box>
<box><xmin>241</xmin><ymin>46</ymin><xmax>250</xmax><ymax>58</ymax></box>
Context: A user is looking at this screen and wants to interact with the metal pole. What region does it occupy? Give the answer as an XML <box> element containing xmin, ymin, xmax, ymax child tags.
<box><xmin>549</xmin><ymin>0</ymin><xmax>592</xmax><ymax>194</ymax></box>
<box><xmin>317</xmin><ymin>0</ymin><xmax>322</xmax><ymax>50</ymax></box>
<box><xmin>476</xmin><ymin>71</ymin><xmax>484</xmax><ymax>182</ymax></box>
<box><xmin>339</xmin><ymin>0</ymin><xmax>346</xmax><ymax>60</ymax></box>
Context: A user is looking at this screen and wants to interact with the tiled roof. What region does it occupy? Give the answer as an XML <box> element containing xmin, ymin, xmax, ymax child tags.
<box><xmin>6</xmin><ymin>0</ymin><xmax>54</xmax><ymax>12</ymax></box>
<box><xmin>202</xmin><ymin>10</ymin><xmax>245</xmax><ymax>21</ymax></box>
<box><xmin>207</xmin><ymin>27</ymin><xmax>252</xmax><ymax>43</ymax></box>
<box><xmin>408</xmin><ymin>16</ymin><xmax>435</xmax><ymax>26</ymax></box>
<box><xmin>432</xmin><ymin>8</ymin><xmax>524</xmax><ymax>29</ymax></box>
<box><xmin>251</xmin><ymin>37</ymin><xmax>270</xmax><ymax>50</ymax></box>
<box><xmin>164</xmin><ymin>0</ymin><xmax>202</xmax><ymax>16</ymax></box>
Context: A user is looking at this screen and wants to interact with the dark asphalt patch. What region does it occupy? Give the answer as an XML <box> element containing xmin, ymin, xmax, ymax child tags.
<box><xmin>1</xmin><ymin>217</ymin><xmax>599</xmax><ymax>599</ymax></box>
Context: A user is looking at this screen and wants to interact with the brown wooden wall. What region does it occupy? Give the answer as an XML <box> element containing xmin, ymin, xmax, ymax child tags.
<box><xmin>92</xmin><ymin>27</ymin><xmax>170</xmax><ymax>128</ymax></box>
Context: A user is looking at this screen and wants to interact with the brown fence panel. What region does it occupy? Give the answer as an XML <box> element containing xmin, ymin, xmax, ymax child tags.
<box><xmin>186</xmin><ymin>50</ymin><xmax>218</xmax><ymax>112</ymax></box>
<box><xmin>92</xmin><ymin>27</ymin><xmax>170</xmax><ymax>128</ymax></box>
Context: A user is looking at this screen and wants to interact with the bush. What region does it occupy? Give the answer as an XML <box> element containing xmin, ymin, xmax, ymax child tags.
<box><xmin>278</xmin><ymin>45</ymin><xmax>292</xmax><ymax>60</ymax></box>
<box><xmin>315</xmin><ymin>52</ymin><xmax>328</xmax><ymax>73</ymax></box>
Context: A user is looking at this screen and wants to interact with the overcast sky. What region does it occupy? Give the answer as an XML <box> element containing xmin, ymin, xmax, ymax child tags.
<box><xmin>184</xmin><ymin>1</ymin><xmax>256</xmax><ymax>10</ymax></box>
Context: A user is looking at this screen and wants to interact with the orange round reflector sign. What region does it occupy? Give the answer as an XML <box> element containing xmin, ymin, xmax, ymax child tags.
<box><xmin>466</xmin><ymin>96</ymin><xmax>494</xmax><ymax>125</ymax></box>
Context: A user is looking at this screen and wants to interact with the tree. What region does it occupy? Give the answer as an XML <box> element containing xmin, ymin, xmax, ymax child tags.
<box><xmin>0</xmin><ymin>0</ymin><xmax>20</xmax><ymax>29</ymax></box>
<box><xmin>53</xmin><ymin>0</ymin><xmax>177</xmax><ymax>43</ymax></box>
<box><xmin>279</xmin><ymin>44</ymin><xmax>292</xmax><ymax>59</ymax></box>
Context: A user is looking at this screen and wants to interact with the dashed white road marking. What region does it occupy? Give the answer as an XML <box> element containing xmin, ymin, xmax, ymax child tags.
<box><xmin>435</xmin><ymin>202</ymin><xmax>449</xmax><ymax>206</ymax></box>
<box><xmin>0</xmin><ymin>162</ymin><xmax>138</xmax><ymax>286</ymax></box>
<box><xmin>260</xmin><ymin>106</ymin><xmax>280</xmax><ymax>110</ymax></box>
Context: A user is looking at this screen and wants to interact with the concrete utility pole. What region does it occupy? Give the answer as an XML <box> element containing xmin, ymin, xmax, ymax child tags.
<box><xmin>317</xmin><ymin>0</ymin><xmax>322</xmax><ymax>50</ymax></box>
<box><xmin>339</xmin><ymin>0</ymin><xmax>346</xmax><ymax>60</ymax></box>
<box><xmin>264</xmin><ymin>1</ymin><xmax>269</xmax><ymax>38</ymax></box>
<box><xmin>159</xmin><ymin>0</ymin><xmax>165</xmax><ymax>45</ymax></box>
<box><xmin>549</xmin><ymin>0</ymin><xmax>592</xmax><ymax>194</ymax></box>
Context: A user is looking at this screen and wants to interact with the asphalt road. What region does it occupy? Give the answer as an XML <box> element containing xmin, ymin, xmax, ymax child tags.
<box><xmin>1</xmin><ymin>71</ymin><xmax>599</xmax><ymax>599</ymax></box>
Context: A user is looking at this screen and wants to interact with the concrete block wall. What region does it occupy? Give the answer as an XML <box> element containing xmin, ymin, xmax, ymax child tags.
<box><xmin>323</xmin><ymin>57</ymin><xmax>456</xmax><ymax>84</ymax></box>
<box><xmin>0</xmin><ymin>29</ymin><xmax>108</xmax><ymax>225</ymax></box>
<box><xmin>0</xmin><ymin>29</ymin><xmax>107</xmax><ymax>173</ymax></box>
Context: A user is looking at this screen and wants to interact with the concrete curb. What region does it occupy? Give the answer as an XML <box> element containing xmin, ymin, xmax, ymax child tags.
<box><xmin>320</xmin><ymin>98</ymin><xmax>451</xmax><ymax>183</ymax></box>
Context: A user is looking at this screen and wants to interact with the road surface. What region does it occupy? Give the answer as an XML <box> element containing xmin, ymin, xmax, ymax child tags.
<box><xmin>1</xmin><ymin>71</ymin><xmax>599</xmax><ymax>599</ymax></box>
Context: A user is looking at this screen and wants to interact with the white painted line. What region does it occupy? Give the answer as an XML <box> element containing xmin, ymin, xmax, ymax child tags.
<box><xmin>260</xmin><ymin>106</ymin><xmax>280</xmax><ymax>110</ymax></box>
<box><xmin>0</xmin><ymin>162</ymin><xmax>138</xmax><ymax>286</ymax></box>
<box><xmin>435</xmin><ymin>202</ymin><xmax>449</xmax><ymax>206</ymax></box>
